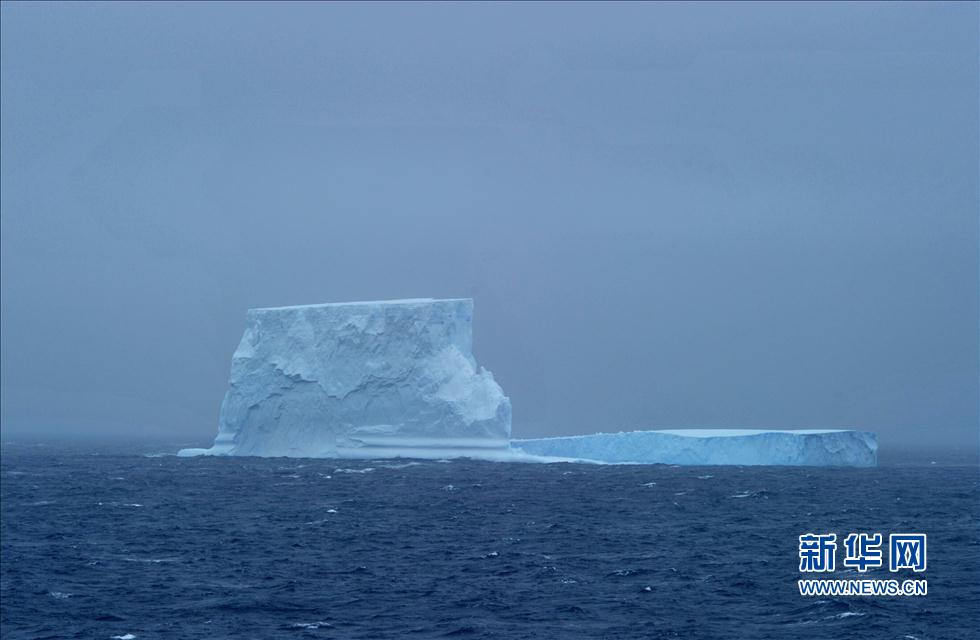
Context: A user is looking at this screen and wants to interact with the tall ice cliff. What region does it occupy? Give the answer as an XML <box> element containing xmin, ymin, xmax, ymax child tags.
<box><xmin>179</xmin><ymin>298</ymin><xmax>511</xmax><ymax>459</ymax></box>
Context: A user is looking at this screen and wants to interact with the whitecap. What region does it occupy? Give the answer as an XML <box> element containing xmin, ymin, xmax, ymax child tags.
<box><xmin>828</xmin><ymin>612</ymin><xmax>865</xmax><ymax>620</ymax></box>
<box><xmin>289</xmin><ymin>622</ymin><xmax>332</xmax><ymax>630</ymax></box>
<box><xmin>333</xmin><ymin>467</ymin><xmax>375</xmax><ymax>474</ymax></box>
<box><xmin>111</xmin><ymin>635</ymin><xmax>137</xmax><ymax>640</ymax></box>
<box><xmin>49</xmin><ymin>591</ymin><xmax>72</xmax><ymax>599</ymax></box>
<box><xmin>379</xmin><ymin>461</ymin><xmax>422</xmax><ymax>469</ymax></box>
<box><xmin>121</xmin><ymin>557</ymin><xmax>175</xmax><ymax>563</ymax></box>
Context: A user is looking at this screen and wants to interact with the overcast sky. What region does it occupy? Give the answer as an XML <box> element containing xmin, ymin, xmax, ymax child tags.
<box><xmin>1</xmin><ymin>2</ymin><xmax>977</xmax><ymax>453</ymax></box>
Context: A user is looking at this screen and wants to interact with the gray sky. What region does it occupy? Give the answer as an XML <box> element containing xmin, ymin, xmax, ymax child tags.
<box><xmin>1</xmin><ymin>2</ymin><xmax>977</xmax><ymax>453</ymax></box>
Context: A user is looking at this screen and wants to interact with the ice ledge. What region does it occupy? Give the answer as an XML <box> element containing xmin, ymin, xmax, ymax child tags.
<box><xmin>513</xmin><ymin>429</ymin><xmax>878</xmax><ymax>467</ymax></box>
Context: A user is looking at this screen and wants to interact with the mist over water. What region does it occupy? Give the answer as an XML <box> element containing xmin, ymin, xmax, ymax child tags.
<box><xmin>1</xmin><ymin>3</ymin><xmax>977</xmax><ymax>454</ymax></box>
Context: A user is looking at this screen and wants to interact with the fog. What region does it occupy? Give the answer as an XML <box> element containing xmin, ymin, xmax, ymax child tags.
<box><xmin>1</xmin><ymin>2</ymin><xmax>977</xmax><ymax>453</ymax></box>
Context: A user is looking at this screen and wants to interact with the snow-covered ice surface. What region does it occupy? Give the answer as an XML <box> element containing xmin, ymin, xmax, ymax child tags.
<box><xmin>179</xmin><ymin>298</ymin><xmax>512</xmax><ymax>459</ymax></box>
<box><xmin>513</xmin><ymin>429</ymin><xmax>878</xmax><ymax>467</ymax></box>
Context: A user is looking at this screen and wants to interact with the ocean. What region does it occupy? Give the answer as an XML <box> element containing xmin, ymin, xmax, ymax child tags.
<box><xmin>1</xmin><ymin>442</ymin><xmax>977</xmax><ymax>639</ymax></box>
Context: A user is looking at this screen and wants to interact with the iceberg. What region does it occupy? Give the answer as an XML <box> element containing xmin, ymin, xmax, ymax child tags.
<box><xmin>179</xmin><ymin>298</ymin><xmax>512</xmax><ymax>459</ymax></box>
<box><xmin>179</xmin><ymin>297</ymin><xmax>877</xmax><ymax>466</ymax></box>
<box><xmin>513</xmin><ymin>429</ymin><xmax>878</xmax><ymax>467</ymax></box>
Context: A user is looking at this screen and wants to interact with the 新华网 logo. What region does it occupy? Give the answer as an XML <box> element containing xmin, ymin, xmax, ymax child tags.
<box><xmin>797</xmin><ymin>532</ymin><xmax>927</xmax><ymax>597</ymax></box>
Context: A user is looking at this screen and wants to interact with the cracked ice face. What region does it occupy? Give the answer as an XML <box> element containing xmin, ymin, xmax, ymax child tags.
<box><xmin>182</xmin><ymin>298</ymin><xmax>511</xmax><ymax>459</ymax></box>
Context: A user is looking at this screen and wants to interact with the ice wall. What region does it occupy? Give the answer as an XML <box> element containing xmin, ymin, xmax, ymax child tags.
<box><xmin>179</xmin><ymin>298</ymin><xmax>511</xmax><ymax>458</ymax></box>
<box><xmin>513</xmin><ymin>429</ymin><xmax>878</xmax><ymax>466</ymax></box>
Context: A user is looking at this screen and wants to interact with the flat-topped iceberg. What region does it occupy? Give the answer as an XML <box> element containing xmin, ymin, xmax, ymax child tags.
<box><xmin>513</xmin><ymin>429</ymin><xmax>878</xmax><ymax>467</ymax></box>
<box><xmin>179</xmin><ymin>298</ymin><xmax>511</xmax><ymax>459</ymax></box>
<box><xmin>179</xmin><ymin>297</ymin><xmax>877</xmax><ymax>466</ymax></box>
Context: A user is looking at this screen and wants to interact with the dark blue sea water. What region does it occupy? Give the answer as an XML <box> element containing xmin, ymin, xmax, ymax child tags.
<box><xmin>2</xmin><ymin>443</ymin><xmax>978</xmax><ymax>639</ymax></box>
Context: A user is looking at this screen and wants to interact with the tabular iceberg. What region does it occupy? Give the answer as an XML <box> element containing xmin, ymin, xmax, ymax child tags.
<box><xmin>178</xmin><ymin>297</ymin><xmax>877</xmax><ymax>466</ymax></box>
<box><xmin>179</xmin><ymin>298</ymin><xmax>511</xmax><ymax>459</ymax></box>
<box><xmin>513</xmin><ymin>429</ymin><xmax>878</xmax><ymax>467</ymax></box>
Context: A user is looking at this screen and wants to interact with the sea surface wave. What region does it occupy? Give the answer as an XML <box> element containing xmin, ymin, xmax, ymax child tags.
<box><xmin>1</xmin><ymin>443</ymin><xmax>977</xmax><ymax>639</ymax></box>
